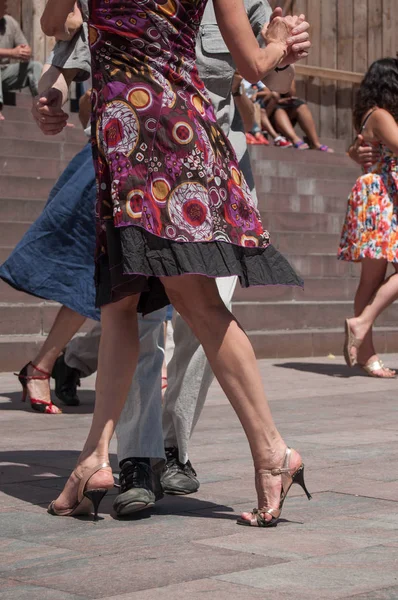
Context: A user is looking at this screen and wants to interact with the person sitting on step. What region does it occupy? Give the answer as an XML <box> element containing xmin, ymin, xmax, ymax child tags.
<box><xmin>0</xmin><ymin>0</ymin><xmax>42</xmax><ymax>121</ymax></box>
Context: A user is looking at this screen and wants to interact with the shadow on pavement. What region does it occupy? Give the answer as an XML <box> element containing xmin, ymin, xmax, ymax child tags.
<box><xmin>273</xmin><ymin>362</ymin><xmax>380</xmax><ymax>378</ymax></box>
<box><xmin>0</xmin><ymin>450</ymin><xmax>236</xmax><ymax>521</ymax></box>
<box><xmin>0</xmin><ymin>390</ymin><xmax>95</xmax><ymax>414</ymax></box>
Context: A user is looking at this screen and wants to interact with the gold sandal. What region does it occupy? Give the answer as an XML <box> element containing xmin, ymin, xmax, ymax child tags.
<box><xmin>237</xmin><ymin>448</ymin><xmax>312</xmax><ymax>528</ymax></box>
<box><xmin>48</xmin><ymin>462</ymin><xmax>114</xmax><ymax>521</ymax></box>
<box><xmin>343</xmin><ymin>319</ymin><xmax>362</xmax><ymax>367</ymax></box>
<box><xmin>360</xmin><ymin>359</ymin><xmax>396</xmax><ymax>378</ymax></box>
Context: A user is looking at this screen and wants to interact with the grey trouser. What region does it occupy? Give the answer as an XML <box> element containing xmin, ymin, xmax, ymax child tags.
<box><xmin>65</xmin><ymin>276</ymin><xmax>237</xmax><ymax>465</ymax></box>
<box><xmin>0</xmin><ymin>61</ymin><xmax>42</xmax><ymax>105</ymax></box>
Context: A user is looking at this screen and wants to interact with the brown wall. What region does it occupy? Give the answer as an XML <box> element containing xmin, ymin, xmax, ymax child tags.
<box><xmin>270</xmin><ymin>0</ymin><xmax>398</xmax><ymax>144</ymax></box>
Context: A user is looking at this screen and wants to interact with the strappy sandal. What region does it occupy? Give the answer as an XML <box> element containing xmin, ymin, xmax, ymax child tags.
<box><xmin>343</xmin><ymin>319</ymin><xmax>362</xmax><ymax>368</ymax></box>
<box><xmin>293</xmin><ymin>139</ymin><xmax>310</xmax><ymax>150</ymax></box>
<box><xmin>359</xmin><ymin>359</ymin><xmax>396</xmax><ymax>378</ymax></box>
<box><xmin>237</xmin><ymin>448</ymin><xmax>312</xmax><ymax>528</ymax></box>
<box><xmin>318</xmin><ymin>144</ymin><xmax>334</xmax><ymax>153</ymax></box>
<box><xmin>16</xmin><ymin>362</ymin><xmax>62</xmax><ymax>414</ymax></box>
<box><xmin>48</xmin><ymin>462</ymin><xmax>114</xmax><ymax>521</ymax></box>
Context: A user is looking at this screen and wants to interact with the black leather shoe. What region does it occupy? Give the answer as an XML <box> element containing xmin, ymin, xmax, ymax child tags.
<box><xmin>161</xmin><ymin>447</ymin><xmax>200</xmax><ymax>495</ymax></box>
<box><xmin>113</xmin><ymin>459</ymin><xmax>164</xmax><ymax>517</ymax></box>
<box><xmin>51</xmin><ymin>354</ymin><xmax>81</xmax><ymax>407</ymax></box>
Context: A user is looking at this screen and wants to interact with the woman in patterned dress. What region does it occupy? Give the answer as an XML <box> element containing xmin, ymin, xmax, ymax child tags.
<box><xmin>43</xmin><ymin>0</ymin><xmax>312</xmax><ymax>527</ymax></box>
<box><xmin>339</xmin><ymin>58</ymin><xmax>398</xmax><ymax>378</ymax></box>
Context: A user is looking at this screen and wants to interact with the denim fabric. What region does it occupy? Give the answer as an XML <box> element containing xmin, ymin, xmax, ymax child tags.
<box><xmin>0</xmin><ymin>144</ymin><xmax>99</xmax><ymax>321</ymax></box>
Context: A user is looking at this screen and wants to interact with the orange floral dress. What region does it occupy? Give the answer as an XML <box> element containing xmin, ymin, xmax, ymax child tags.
<box><xmin>338</xmin><ymin>144</ymin><xmax>398</xmax><ymax>262</ymax></box>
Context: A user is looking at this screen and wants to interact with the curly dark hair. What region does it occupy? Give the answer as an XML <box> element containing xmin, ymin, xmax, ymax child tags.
<box><xmin>353</xmin><ymin>58</ymin><xmax>398</xmax><ymax>132</ymax></box>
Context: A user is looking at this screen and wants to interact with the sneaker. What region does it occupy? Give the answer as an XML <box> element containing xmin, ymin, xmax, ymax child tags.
<box><xmin>160</xmin><ymin>447</ymin><xmax>200</xmax><ymax>495</ymax></box>
<box><xmin>245</xmin><ymin>132</ymin><xmax>260</xmax><ymax>145</ymax></box>
<box><xmin>113</xmin><ymin>459</ymin><xmax>163</xmax><ymax>517</ymax></box>
<box><xmin>254</xmin><ymin>132</ymin><xmax>269</xmax><ymax>145</ymax></box>
<box><xmin>274</xmin><ymin>135</ymin><xmax>293</xmax><ymax>148</ymax></box>
<box><xmin>51</xmin><ymin>354</ymin><xmax>81</xmax><ymax>406</ymax></box>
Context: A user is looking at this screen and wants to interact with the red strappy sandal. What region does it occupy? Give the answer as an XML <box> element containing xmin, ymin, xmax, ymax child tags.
<box><xmin>16</xmin><ymin>362</ymin><xmax>62</xmax><ymax>414</ymax></box>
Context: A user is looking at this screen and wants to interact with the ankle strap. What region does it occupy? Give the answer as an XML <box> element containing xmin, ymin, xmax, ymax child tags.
<box><xmin>30</xmin><ymin>362</ymin><xmax>51</xmax><ymax>378</ymax></box>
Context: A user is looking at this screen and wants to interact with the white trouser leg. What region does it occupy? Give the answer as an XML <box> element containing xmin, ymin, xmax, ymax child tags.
<box><xmin>162</xmin><ymin>276</ymin><xmax>237</xmax><ymax>464</ymax></box>
<box><xmin>116</xmin><ymin>308</ymin><xmax>166</xmax><ymax>465</ymax></box>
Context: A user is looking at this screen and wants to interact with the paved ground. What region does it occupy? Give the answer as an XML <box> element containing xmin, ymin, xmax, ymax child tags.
<box><xmin>1</xmin><ymin>353</ymin><xmax>398</xmax><ymax>600</ymax></box>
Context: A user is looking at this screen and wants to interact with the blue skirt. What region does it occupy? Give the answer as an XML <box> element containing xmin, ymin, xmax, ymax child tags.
<box><xmin>0</xmin><ymin>143</ymin><xmax>100</xmax><ymax>321</ymax></box>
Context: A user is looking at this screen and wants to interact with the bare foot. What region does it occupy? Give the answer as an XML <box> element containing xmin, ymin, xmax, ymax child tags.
<box><xmin>359</xmin><ymin>355</ymin><xmax>396</xmax><ymax>378</ymax></box>
<box><xmin>51</xmin><ymin>459</ymin><xmax>114</xmax><ymax>513</ymax></box>
<box><xmin>0</xmin><ymin>112</ymin><xmax>5</xmax><ymax>121</ymax></box>
<box><xmin>240</xmin><ymin>447</ymin><xmax>303</xmax><ymax>526</ymax></box>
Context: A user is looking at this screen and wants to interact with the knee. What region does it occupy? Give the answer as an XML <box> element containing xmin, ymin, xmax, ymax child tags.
<box><xmin>271</xmin><ymin>91</ymin><xmax>280</xmax><ymax>101</ymax></box>
<box><xmin>101</xmin><ymin>295</ymin><xmax>139</xmax><ymax>320</ymax></box>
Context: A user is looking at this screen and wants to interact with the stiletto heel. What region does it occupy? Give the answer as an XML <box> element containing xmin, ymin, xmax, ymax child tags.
<box><xmin>16</xmin><ymin>362</ymin><xmax>61</xmax><ymax>414</ymax></box>
<box><xmin>237</xmin><ymin>448</ymin><xmax>311</xmax><ymax>528</ymax></box>
<box><xmin>48</xmin><ymin>462</ymin><xmax>114</xmax><ymax>519</ymax></box>
<box><xmin>292</xmin><ymin>465</ymin><xmax>312</xmax><ymax>500</ymax></box>
<box><xmin>84</xmin><ymin>489</ymin><xmax>109</xmax><ymax>521</ymax></box>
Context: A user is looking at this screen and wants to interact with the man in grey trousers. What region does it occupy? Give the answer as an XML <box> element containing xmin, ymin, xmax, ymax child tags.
<box><xmin>37</xmin><ymin>0</ymin><xmax>307</xmax><ymax>516</ymax></box>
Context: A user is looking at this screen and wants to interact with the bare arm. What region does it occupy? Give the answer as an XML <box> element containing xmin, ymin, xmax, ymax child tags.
<box><xmin>348</xmin><ymin>134</ymin><xmax>381</xmax><ymax>169</ymax></box>
<box><xmin>0</xmin><ymin>48</ymin><xmax>16</xmax><ymax>59</ymax></box>
<box><xmin>41</xmin><ymin>0</ymin><xmax>76</xmax><ymax>38</ymax></box>
<box><xmin>213</xmin><ymin>0</ymin><xmax>292</xmax><ymax>82</ymax></box>
<box><xmin>54</xmin><ymin>4</ymin><xmax>84</xmax><ymax>41</ymax></box>
<box><xmin>371</xmin><ymin>109</ymin><xmax>398</xmax><ymax>155</ymax></box>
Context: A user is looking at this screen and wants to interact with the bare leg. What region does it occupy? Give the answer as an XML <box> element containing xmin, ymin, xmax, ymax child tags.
<box><xmin>295</xmin><ymin>104</ymin><xmax>333</xmax><ymax>152</ymax></box>
<box><xmin>52</xmin><ymin>295</ymin><xmax>140</xmax><ymax>510</ymax></box>
<box><xmin>260</xmin><ymin>109</ymin><xmax>279</xmax><ymax>139</ymax></box>
<box><xmin>161</xmin><ymin>275</ymin><xmax>303</xmax><ymax>521</ymax></box>
<box><xmin>354</xmin><ymin>259</ymin><xmax>393</xmax><ymax>375</ymax></box>
<box><xmin>26</xmin><ymin>306</ymin><xmax>86</xmax><ymax>411</ymax></box>
<box><xmin>347</xmin><ymin>263</ymin><xmax>398</xmax><ymax>366</ymax></box>
<box><xmin>272</xmin><ymin>108</ymin><xmax>308</xmax><ymax>148</ymax></box>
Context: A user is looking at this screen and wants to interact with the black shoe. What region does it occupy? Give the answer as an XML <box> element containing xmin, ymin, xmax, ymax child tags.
<box><xmin>113</xmin><ymin>458</ymin><xmax>164</xmax><ymax>517</ymax></box>
<box><xmin>161</xmin><ymin>447</ymin><xmax>200</xmax><ymax>495</ymax></box>
<box><xmin>51</xmin><ymin>354</ymin><xmax>81</xmax><ymax>406</ymax></box>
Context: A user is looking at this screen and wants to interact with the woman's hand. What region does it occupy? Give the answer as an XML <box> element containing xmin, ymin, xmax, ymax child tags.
<box><xmin>263</xmin><ymin>13</ymin><xmax>311</xmax><ymax>67</ymax></box>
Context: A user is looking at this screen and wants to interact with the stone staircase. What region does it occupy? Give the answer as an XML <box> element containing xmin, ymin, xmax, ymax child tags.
<box><xmin>0</xmin><ymin>96</ymin><xmax>87</xmax><ymax>371</ymax></box>
<box><xmin>1</xmin><ymin>97</ymin><xmax>398</xmax><ymax>370</ymax></box>
<box><xmin>233</xmin><ymin>144</ymin><xmax>398</xmax><ymax>358</ymax></box>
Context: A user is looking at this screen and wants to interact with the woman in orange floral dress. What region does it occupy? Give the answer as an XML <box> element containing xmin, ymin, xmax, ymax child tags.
<box><xmin>339</xmin><ymin>58</ymin><xmax>398</xmax><ymax>377</ymax></box>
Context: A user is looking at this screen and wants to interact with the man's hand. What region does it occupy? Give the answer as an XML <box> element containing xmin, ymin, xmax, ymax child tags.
<box><xmin>348</xmin><ymin>134</ymin><xmax>381</xmax><ymax>169</ymax></box>
<box><xmin>31</xmin><ymin>88</ymin><xmax>69</xmax><ymax>135</ymax></box>
<box><xmin>12</xmin><ymin>44</ymin><xmax>32</xmax><ymax>62</ymax></box>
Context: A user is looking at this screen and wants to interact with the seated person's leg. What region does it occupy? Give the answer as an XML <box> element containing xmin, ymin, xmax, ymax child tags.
<box><xmin>260</xmin><ymin>108</ymin><xmax>292</xmax><ymax>147</ymax></box>
<box><xmin>0</xmin><ymin>68</ymin><xmax>4</xmax><ymax>120</ymax></box>
<box><xmin>273</xmin><ymin>107</ymin><xmax>309</xmax><ymax>149</ymax></box>
<box><xmin>1</xmin><ymin>61</ymin><xmax>42</xmax><ymax>99</ymax></box>
<box><xmin>296</xmin><ymin>103</ymin><xmax>334</xmax><ymax>153</ymax></box>
<box><xmin>27</xmin><ymin>61</ymin><xmax>43</xmax><ymax>97</ymax></box>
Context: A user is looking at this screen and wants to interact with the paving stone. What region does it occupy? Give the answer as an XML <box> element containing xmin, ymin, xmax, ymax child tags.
<box><xmin>8</xmin><ymin>543</ymin><xmax>287</xmax><ymax>598</ymax></box>
<box><xmin>345</xmin><ymin>589</ymin><xmax>398</xmax><ymax>600</ymax></box>
<box><xmin>0</xmin><ymin>578</ymin><xmax>87</xmax><ymax>600</ymax></box>
<box><xmin>102</xmin><ymin>578</ymin><xmax>271</xmax><ymax>600</ymax></box>
<box><xmin>216</xmin><ymin>545</ymin><xmax>398</xmax><ymax>600</ymax></box>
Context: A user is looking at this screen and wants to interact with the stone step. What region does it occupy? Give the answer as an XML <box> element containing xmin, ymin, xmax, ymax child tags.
<box><xmin>256</xmin><ymin>175</ymin><xmax>353</xmax><ymax>198</ymax></box>
<box><xmin>272</xmin><ymin>231</ymin><xmax>341</xmax><ymax>254</ymax></box>
<box><xmin>263</xmin><ymin>212</ymin><xmax>344</xmax><ymax>235</ymax></box>
<box><xmin>233</xmin><ymin>276</ymin><xmax>359</xmax><ymax>302</ymax></box>
<box><xmin>260</xmin><ymin>193</ymin><xmax>348</xmax><ymax>214</ymax></box>
<box><xmin>283</xmin><ymin>253</ymin><xmax>357</xmax><ymax>278</ymax></box>
<box><xmin>0</xmin><ymin>222</ymin><xmax>31</xmax><ymax>247</ymax></box>
<box><xmin>252</xmin><ymin>157</ymin><xmax>359</xmax><ymax>182</ymax></box>
<box><xmin>0</xmin><ymin>176</ymin><xmax>54</xmax><ymax>200</ymax></box>
<box><xmin>249</xmin><ymin>143</ymin><xmax>352</xmax><ymax>166</ymax></box>
<box><xmin>0</xmin><ymin>302</ymin><xmax>95</xmax><ymax>336</ymax></box>
<box><xmin>247</xmin><ymin>326</ymin><xmax>398</xmax><ymax>359</ymax></box>
<box><xmin>0</xmin><ymin>199</ymin><xmax>46</xmax><ymax>222</ymax></box>
<box><xmin>2</xmin><ymin>104</ymin><xmax>82</xmax><ymax>127</ymax></box>
<box><xmin>0</xmin><ymin>138</ymin><xmax>85</xmax><ymax>161</ymax></box>
<box><xmin>233</xmin><ymin>300</ymin><xmax>398</xmax><ymax>333</ymax></box>
<box><xmin>0</xmin><ymin>119</ymin><xmax>86</xmax><ymax>144</ymax></box>
<box><xmin>0</xmin><ymin>155</ymin><xmax>66</xmax><ymax>179</ymax></box>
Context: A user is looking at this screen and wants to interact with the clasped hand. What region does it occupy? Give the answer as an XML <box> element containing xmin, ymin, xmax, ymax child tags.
<box><xmin>263</xmin><ymin>8</ymin><xmax>311</xmax><ymax>66</ymax></box>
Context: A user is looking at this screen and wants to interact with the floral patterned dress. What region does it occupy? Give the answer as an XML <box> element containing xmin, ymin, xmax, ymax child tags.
<box><xmin>88</xmin><ymin>0</ymin><xmax>301</xmax><ymax>312</ymax></box>
<box><xmin>338</xmin><ymin>136</ymin><xmax>398</xmax><ymax>263</ymax></box>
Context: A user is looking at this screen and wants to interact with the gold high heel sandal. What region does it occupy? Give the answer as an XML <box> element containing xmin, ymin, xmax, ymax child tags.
<box><xmin>48</xmin><ymin>462</ymin><xmax>114</xmax><ymax>521</ymax></box>
<box><xmin>237</xmin><ymin>448</ymin><xmax>312</xmax><ymax>528</ymax></box>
